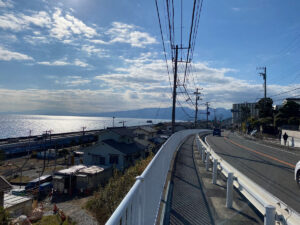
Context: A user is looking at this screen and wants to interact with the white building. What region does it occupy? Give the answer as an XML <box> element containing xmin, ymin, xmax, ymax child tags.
<box><xmin>232</xmin><ymin>102</ymin><xmax>259</xmax><ymax>124</ymax></box>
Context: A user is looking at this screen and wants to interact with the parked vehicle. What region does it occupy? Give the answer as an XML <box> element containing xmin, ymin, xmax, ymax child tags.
<box><xmin>25</xmin><ymin>175</ymin><xmax>52</xmax><ymax>191</ymax></box>
<box><xmin>213</xmin><ymin>128</ymin><xmax>221</xmax><ymax>136</ymax></box>
<box><xmin>295</xmin><ymin>161</ymin><xmax>300</xmax><ymax>188</ymax></box>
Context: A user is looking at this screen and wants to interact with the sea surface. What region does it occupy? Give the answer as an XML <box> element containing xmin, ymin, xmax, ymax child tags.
<box><xmin>0</xmin><ymin>114</ymin><xmax>167</xmax><ymax>139</ymax></box>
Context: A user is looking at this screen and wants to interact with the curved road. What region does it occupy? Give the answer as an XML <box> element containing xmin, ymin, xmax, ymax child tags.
<box><xmin>206</xmin><ymin>131</ymin><xmax>300</xmax><ymax>213</ymax></box>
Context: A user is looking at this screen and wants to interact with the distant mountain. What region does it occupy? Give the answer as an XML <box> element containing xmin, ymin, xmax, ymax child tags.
<box><xmin>8</xmin><ymin>107</ymin><xmax>232</xmax><ymax>121</ymax></box>
<box><xmin>89</xmin><ymin>107</ymin><xmax>232</xmax><ymax>121</ymax></box>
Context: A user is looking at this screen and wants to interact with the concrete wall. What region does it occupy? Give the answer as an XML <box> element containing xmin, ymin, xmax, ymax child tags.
<box><xmin>281</xmin><ymin>129</ymin><xmax>300</xmax><ymax>147</ymax></box>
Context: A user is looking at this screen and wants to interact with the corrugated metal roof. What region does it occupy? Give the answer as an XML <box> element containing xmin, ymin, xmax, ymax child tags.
<box><xmin>79</xmin><ymin>165</ymin><xmax>104</xmax><ymax>174</ymax></box>
<box><xmin>56</xmin><ymin>165</ymin><xmax>86</xmax><ymax>175</ymax></box>
<box><xmin>4</xmin><ymin>194</ymin><xmax>31</xmax><ymax>209</ymax></box>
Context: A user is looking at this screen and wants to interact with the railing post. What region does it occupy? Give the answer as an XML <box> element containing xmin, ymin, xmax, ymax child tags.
<box><xmin>136</xmin><ymin>176</ymin><xmax>145</xmax><ymax>224</ymax></box>
<box><xmin>212</xmin><ymin>159</ymin><xmax>218</xmax><ymax>184</ymax></box>
<box><xmin>226</xmin><ymin>172</ymin><xmax>234</xmax><ymax>208</ymax></box>
<box><xmin>202</xmin><ymin>147</ymin><xmax>205</xmax><ymax>162</ymax></box>
<box><xmin>205</xmin><ymin>152</ymin><xmax>210</xmax><ymax>171</ymax></box>
<box><xmin>264</xmin><ymin>205</ymin><xmax>275</xmax><ymax>225</ymax></box>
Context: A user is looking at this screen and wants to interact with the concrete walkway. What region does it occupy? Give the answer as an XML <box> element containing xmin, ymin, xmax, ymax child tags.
<box><xmin>163</xmin><ymin>135</ymin><xmax>263</xmax><ymax>225</ymax></box>
<box><xmin>163</xmin><ymin>136</ymin><xmax>214</xmax><ymax>225</ymax></box>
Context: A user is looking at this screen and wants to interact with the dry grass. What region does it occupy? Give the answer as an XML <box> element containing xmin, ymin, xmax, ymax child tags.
<box><xmin>86</xmin><ymin>154</ymin><xmax>154</xmax><ymax>225</ymax></box>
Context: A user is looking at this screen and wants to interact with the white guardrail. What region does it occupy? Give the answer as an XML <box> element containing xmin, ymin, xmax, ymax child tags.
<box><xmin>196</xmin><ymin>134</ymin><xmax>300</xmax><ymax>225</ymax></box>
<box><xmin>106</xmin><ymin>129</ymin><xmax>208</xmax><ymax>225</ymax></box>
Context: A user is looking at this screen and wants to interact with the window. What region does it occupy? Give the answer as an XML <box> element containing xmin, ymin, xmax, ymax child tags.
<box><xmin>99</xmin><ymin>156</ymin><xmax>105</xmax><ymax>164</ymax></box>
<box><xmin>109</xmin><ymin>155</ymin><xmax>119</xmax><ymax>164</ymax></box>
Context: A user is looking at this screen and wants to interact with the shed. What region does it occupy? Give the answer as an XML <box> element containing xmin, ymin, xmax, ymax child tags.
<box><xmin>4</xmin><ymin>194</ymin><xmax>32</xmax><ymax>217</ymax></box>
<box><xmin>0</xmin><ymin>176</ymin><xmax>12</xmax><ymax>207</ymax></box>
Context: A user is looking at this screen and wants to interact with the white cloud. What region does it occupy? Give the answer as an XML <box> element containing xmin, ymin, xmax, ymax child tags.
<box><xmin>0</xmin><ymin>46</ymin><xmax>33</xmax><ymax>61</ymax></box>
<box><xmin>0</xmin><ymin>11</ymin><xmax>51</xmax><ymax>31</ymax></box>
<box><xmin>0</xmin><ymin>0</ymin><xmax>13</xmax><ymax>8</ymax></box>
<box><xmin>106</xmin><ymin>22</ymin><xmax>157</xmax><ymax>47</ymax></box>
<box><xmin>38</xmin><ymin>58</ymin><xmax>89</xmax><ymax>67</ymax></box>
<box><xmin>55</xmin><ymin>76</ymin><xmax>91</xmax><ymax>87</ymax></box>
<box><xmin>50</xmin><ymin>8</ymin><xmax>97</xmax><ymax>40</ymax></box>
<box><xmin>81</xmin><ymin>44</ymin><xmax>108</xmax><ymax>57</ymax></box>
<box><xmin>89</xmin><ymin>39</ymin><xmax>109</xmax><ymax>45</ymax></box>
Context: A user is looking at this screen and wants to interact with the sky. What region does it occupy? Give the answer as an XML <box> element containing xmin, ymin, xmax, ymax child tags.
<box><xmin>0</xmin><ymin>0</ymin><xmax>300</xmax><ymax>115</ymax></box>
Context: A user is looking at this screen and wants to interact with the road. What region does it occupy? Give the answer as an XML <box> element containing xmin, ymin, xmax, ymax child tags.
<box><xmin>206</xmin><ymin>131</ymin><xmax>300</xmax><ymax>213</ymax></box>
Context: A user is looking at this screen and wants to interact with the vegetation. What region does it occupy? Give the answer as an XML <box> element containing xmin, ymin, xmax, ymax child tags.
<box><xmin>86</xmin><ymin>153</ymin><xmax>154</xmax><ymax>225</ymax></box>
<box><xmin>256</xmin><ymin>98</ymin><xmax>273</xmax><ymax>118</ymax></box>
<box><xmin>32</xmin><ymin>215</ymin><xmax>76</xmax><ymax>225</ymax></box>
<box><xmin>0</xmin><ymin>207</ymin><xmax>10</xmax><ymax>225</ymax></box>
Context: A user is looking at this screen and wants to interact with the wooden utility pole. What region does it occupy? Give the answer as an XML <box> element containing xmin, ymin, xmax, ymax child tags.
<box><xmin>258</xmin><ymin>66</ymin><xmax>267</xmax><ymax>99</ymax></box>
<box><xmin>205</xmin><ymin>102</ymin><xmax>210</xmax><ymax>129</ymax></box>
<box><xmin>172</xmin><ymin>45</ymin><xmax>179</xmax><ymax>134</ymax></box>
<box><xmin>193</xmin><ymin>88</ymin><xmax>201</xmax><ymax>127</ymax></box>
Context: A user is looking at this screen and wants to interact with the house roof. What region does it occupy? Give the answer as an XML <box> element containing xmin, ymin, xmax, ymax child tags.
<box><xmin>139</xmin><ymin>126</ymin><xmax>157</xmax><ymax>133</ymax></box>
<box><xmin>0</xmin><ymin>176</ymin><xmax>12</xmax><ymax>192</ymax></box>
<box><xmin>103</xmin><ymin>139</ymin><xmax>145</xmax><ymax>155</ymax></box>
<box><xmin>108</xmin><ymin>127</ymin><xmax>135</xmax><ymax>138</ymax></box>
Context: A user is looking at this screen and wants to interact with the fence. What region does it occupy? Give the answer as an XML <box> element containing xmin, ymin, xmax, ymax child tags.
<box><xmin>106</xmin><ymin>129</ymin><xmax>208</xmax><ymax>225</ymax></box>
<box><xmin>196</xmin><ymin>134</ymin><xmax>300</xmax><ymax>225</ymax></box>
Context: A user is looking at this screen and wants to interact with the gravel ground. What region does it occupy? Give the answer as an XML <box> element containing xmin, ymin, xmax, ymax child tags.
<box><xmin>43</xmin><ymin>196</ymin><xmax>98</xmax><ymax>225</ymax></box>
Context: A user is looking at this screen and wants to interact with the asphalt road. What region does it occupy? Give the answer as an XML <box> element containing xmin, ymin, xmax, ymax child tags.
<box><xmin>206</xmin><ymin>131</ymin><xmax>300</xmax><ymax>213</ymax></box>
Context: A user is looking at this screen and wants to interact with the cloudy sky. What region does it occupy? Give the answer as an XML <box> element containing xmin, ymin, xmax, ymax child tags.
<box><xmin>0</xmin><ymin>0</ymin><xmax>299</xmax><ymax>114</ymax></box>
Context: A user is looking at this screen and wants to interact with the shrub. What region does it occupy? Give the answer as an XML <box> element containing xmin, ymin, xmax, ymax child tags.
<box><xmin>86</xmin><ymin>153</ymin><xmax>154</xmax><ymax>225</ymax></box>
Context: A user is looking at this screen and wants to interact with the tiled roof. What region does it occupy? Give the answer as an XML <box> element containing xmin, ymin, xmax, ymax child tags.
<box><xmin>108</xmin><ymin>127</ymin><xmax>135</xmax><ymax>138</ymax></box>
<box><xmin>0</xmin><ymin>176</ymin><xmax>12</xmax><ymax>191</ymax></box>
<box><xmin>103</xmin><ymin>139</ymin><xmax>145</xmax><ymax>155</ymax></box>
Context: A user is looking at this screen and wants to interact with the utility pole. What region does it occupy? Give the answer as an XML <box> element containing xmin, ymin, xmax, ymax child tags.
<box><xmin>81</xmin><ymin>126</ymin><xmax>86</xmax><ymax>136</ymax></box>
<box><xmin>258</xmin><ymin>67</ymin><xmax>267</xmax><ymax>99</ymax></box>
<box><xmin>119</xmin><ymin>121</ymin><xmax>126</xmax><ymax>127</ymax></box>
<box><xmin>205</xmin><ymin>102</ymin><xmax>210</xmax><ymax>129</ymax></box>
<box><xmin>193</xmin><ymin>88</ymin><xmax>201</xmax><ymax>128</ymax></box>
<box><xmin>172</xmin><ymin>45</ymin><xmax>179</xmax><ymax>134</ymax></box>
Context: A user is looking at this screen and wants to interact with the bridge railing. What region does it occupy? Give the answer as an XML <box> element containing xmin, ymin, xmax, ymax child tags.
<box><xmin>196</xmin><ymin>134</ymin><xmax>300</xmax><ymax>225</ymax></box>
<box><xmin>106</xmin><ymin>129</ymin><xmax>207</xmax><ymax>225</ymax></box>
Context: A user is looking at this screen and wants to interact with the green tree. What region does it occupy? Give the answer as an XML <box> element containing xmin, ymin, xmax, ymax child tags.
<box><xmin>0</xmin><ymin>207</ymin><xmax>10</xmax><ymax>225</ymax></box>
<box><xmin>256</xmin><ymin>98</ymin><xmax>273</xmax><ymax>118</ymax></box>
<box><xmin>274</xmin><ymin>100</ymin><xmax>300</xmax><ymax>127</ymax></box>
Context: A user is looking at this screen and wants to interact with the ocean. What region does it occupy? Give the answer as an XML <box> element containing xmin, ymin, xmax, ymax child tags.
<box><xmin>0</xmin><ymin>114</ymin><xmax>167</xmax><ymax>139</ymax></box>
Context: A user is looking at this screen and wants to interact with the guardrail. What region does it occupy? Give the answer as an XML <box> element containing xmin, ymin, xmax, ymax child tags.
<box><xmin>196</xmin><ymin>134</ymin><xmax>300</xmax><ymax>225</ymax></box>
<box><xmin>106</xmin><ymin>129</ymin><xmax>208</xmax><ymax>225</ymax></box>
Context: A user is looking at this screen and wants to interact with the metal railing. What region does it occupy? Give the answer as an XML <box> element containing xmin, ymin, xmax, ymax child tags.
<box><xmin>196</xmin><ymin>134</ymin><xmax>300</xmax><ymax>225</ymax></box>
<box><xmin>106</xmin><ymin>129</ymin><xmax>208</xmax><ymax>225</ymax></box>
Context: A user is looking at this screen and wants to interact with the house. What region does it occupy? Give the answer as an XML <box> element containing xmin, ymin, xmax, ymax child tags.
<box><xmin>83</xmin><ymin>139</ymin><xmax>145</xmax><ymax>170</ymax></box>
<box><xmin>133</xmin><ymin>126</ymin><xmax>157</xmax><ymax>140</ymax></box>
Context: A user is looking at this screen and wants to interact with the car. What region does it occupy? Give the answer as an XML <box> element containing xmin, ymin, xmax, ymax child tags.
<box><xmin>295</xmin><ymin>161</ymin><xmax>300</xmax><ymax>188</ymax></box>
<box><xmin>213</xmin><ymin>128</ymin><xmax>221</xmax><ymax>136</ymax></box>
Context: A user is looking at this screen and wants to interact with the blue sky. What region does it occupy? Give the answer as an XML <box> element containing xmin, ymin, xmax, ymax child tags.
<box><xmin>0</xmin><ymin>0</ymin><xmax>299</xmax><ymax>114</ymax></box>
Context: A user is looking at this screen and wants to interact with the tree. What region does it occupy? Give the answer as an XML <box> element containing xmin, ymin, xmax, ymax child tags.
<box><xmin>0</xmin><ymin>207</ymin><xmax>10</xmax><ymax>225</ymax></box>
<box><xmin>256</xmin><ymin>98</ymin><xmax>273</xmax><ymax>118</ymax></box>
<box><xmin>274</xmin><ymin>100</ymin><xmax>300</xmax><ymax>127</ymax></box>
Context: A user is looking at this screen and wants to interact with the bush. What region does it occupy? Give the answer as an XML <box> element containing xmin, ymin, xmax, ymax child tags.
<box><xmin>0</xmin><ymin>207</ymin><xmax>10</xmax><ymax>225</ymax></box>
<box><xmin>86</xmin><ymin>153</ymin><xmax>154</xmax><ymax>225</ymax></box>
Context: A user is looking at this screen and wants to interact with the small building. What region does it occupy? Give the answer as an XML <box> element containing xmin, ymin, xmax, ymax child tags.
<box><xmin>84</xmin><ymin>139</ymin><xmax>145</xmax><ymax>170</ymax></box>
<box><xmin>232</xmin><ymin>102</ymin><xmax>259</xmax><ymax>124</ymax></box>
<box><xmin>4</xmin><ymin>194</ymin><xmax>32</xmax><ymax>217</ymax></box>
<box><xmin>53</xmin><ymin>165</ymin><xmax>112</xmax><ymax>195</ymax></box>
<box><xmin>54</xmin><ymin>165</ymin><xmax>86</xmax><ymax>195</ymax></box>
<box><xmin>76</xmin><ymin>166</ymin><xmax>112</xmax><ymax>193</ymax></box>
<box><xmin>0</xmin><ymin>176</ymin><xmax>12</xmax><ymax>207</ymax></box>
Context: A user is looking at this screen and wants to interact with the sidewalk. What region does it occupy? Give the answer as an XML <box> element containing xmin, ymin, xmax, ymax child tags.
<box><xmin>162</xmin><ymin>135</ymin><xmax>263</xmax><ymax>225</ymax></box>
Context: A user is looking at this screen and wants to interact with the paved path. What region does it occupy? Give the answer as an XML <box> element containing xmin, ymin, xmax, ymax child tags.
<box><xmin>164</xmin><ymin>135</ymin><xmax>214</xmax><ymax>225</ymax></box>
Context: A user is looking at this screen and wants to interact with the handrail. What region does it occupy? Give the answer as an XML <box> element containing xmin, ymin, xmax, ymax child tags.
<box><xmin>196</xmin><ymin>134</ymin><xmax>300</xmax><ymax>225</ymax></box>
<box><xmin>106</xmin><ymin>129</ymin><xmax>209</xmax><ymax>225</ymax></box>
